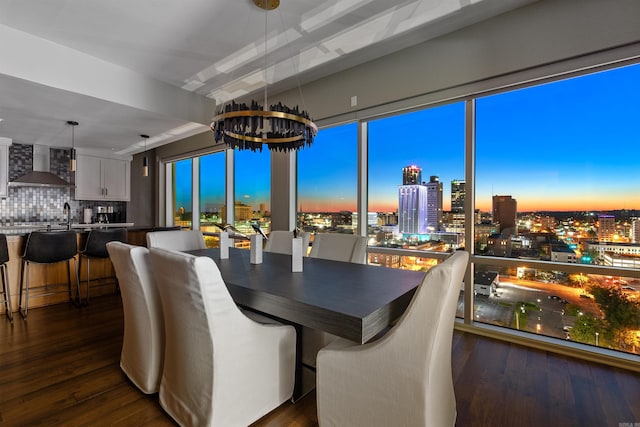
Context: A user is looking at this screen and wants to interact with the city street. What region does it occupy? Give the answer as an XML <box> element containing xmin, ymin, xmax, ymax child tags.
<box><xmin>459</xmin><ymin>277</ymin><xmax>602</xmax><ymax>341</ymax></box>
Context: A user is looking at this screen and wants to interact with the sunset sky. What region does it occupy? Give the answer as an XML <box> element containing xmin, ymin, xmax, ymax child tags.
<box><xmin>180</xmin><ymin>62</ymin><xmax>640</xmax><ymax>215</ymax></box>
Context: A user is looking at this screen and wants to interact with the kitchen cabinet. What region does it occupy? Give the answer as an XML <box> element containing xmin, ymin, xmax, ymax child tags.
<box><xmin>75</xmin><ymin>153</ymin><xmax>131</xmax><ymax>201</ymax></box>
<box><xmin>0</xmin><ymin>139</ymin><xmax>9</xmax><ymax>198</ymax></box>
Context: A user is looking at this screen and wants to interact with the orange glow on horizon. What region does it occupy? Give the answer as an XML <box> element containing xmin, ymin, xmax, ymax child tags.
<box><xmin>301</xmin><ymin>195</ymin><xmax>638</xmax><ymax>214</ymax></box>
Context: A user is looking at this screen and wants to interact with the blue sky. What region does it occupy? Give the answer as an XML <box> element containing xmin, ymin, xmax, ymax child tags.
<box><xmin>178</xmin><ymin>62</ymin><xmax>640</xmax><ymax>214</ymax></box>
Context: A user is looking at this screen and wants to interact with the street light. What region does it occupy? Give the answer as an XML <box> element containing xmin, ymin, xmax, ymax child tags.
<box><xmin>595</xmin><ymin>332</ymin><xmax>599</xmax><ymax>346</ymax></box>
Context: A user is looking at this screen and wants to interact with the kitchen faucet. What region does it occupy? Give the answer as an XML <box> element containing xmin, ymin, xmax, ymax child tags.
<box><xmin>63</xmin><ymin>202</ymin><xmax>71</xmax><ymax>230</ymax></box>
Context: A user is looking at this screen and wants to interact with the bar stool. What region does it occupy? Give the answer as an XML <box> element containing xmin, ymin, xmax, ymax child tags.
<box><xmin>79</xmin><ymin>228</ymin><xmax>128</xmax><ymax>304</ymax></box>
<box><xmin>0</xmin><ymin>234</ymin><xmax>13</xmax><ymax>323</ymax></box>
<box><xmin>18</xmin><ymin>231</ymin><xmax>80</xmax><ymax>319</ymax></box>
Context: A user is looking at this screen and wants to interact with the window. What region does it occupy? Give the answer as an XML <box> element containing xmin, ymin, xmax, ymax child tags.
<box><xmin>199</xmin><ymin>151</ymin><xmax>226</xmax><ymax>247</ymax></box>
<box><xmin>297</xmin><ymin>123</ymin><xmax>358</xmax><ymax>234</ymax></box>
<box><xmin>172</xmin><ymin>159</ymin><xmax>192</xmax><ymax>229</ymax></box>
<box><xmin>234</xmin><ymin>148</ymin><xmax>271</xmax><ymax>242</ymax></box>
<box><xmin>368</xmin><ymin>103</ymin><xmax>465</xmax><ymax>256</ymax></box>
<box><xmin>474</xmin><ymin>63</ymin><xmax>640</xmax><ymax>354</ymax></box>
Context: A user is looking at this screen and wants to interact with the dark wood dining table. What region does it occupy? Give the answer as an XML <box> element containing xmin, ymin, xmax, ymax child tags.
<box><xmin>185</xmin><ymin>247</ymin><xmax>426</xmax><ymax>344</ymax></box>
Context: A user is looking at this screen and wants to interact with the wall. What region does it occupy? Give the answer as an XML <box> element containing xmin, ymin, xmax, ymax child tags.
<box><xmin>127</xmin><ymin>150</ymin><xmax>156</xmax><ymax>227</ymax></box>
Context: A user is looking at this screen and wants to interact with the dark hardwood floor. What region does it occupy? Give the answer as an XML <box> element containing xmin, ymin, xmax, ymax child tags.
<box><xmin>1</xmin><ymin>294</ymin><xmax>639</xmax><ymax>426</ymax></box>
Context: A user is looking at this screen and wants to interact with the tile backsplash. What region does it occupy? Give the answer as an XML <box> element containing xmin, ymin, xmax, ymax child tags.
<box><xmin>0</xmin><ymin>143</ymin><xmax>126</xmax><ymax>225</ymax></box>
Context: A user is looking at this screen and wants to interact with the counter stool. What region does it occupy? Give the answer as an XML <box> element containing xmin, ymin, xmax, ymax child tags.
<box><xmin>18</xmin><ymin>231</ymin><xmax>80</xmax><ymax>319</ymax></box>
<box><xmin>79</xmin><ymin>228</ymin><xmax>128</xmax><ymax>305</ymax></box>
<box><xmin>0</xmin><ymin>234</ymin><xmax>13</xmax><ymax>323</ymax></box>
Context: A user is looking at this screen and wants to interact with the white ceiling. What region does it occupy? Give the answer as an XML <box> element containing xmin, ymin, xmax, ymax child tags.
<box><xmin>0</xmin><ymin>0</ymin><xmax>534</xmax><ymax>155</ymax></box>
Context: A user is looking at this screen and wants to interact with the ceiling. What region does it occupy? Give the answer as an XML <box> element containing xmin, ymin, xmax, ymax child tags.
<box><xmin>0</xmin><ymin>0</ymin><xmax>534</xmax><ymax>155</ymax></box>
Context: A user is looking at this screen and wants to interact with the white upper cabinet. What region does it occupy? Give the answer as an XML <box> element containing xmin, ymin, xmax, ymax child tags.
<box><xmin>75</xmin><ymin>149</ymin><xmax>131</xmax><ymax>201</ymax></box>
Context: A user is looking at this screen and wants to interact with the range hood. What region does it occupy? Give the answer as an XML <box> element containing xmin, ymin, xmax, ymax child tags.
<box><xmin>9</xmin><ymin>145</ymin><xmax>73</xmax><ymax>187</ymax></box>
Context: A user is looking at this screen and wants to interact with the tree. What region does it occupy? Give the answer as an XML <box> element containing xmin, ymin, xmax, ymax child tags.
<box><xmin>589</xmin><ymin>285</ymin><xmax>640</xmax><ymax>331</ymax></box>
<box><xmin>570</xmin><ymin>313</ymin><xmax>605</xmax><ymax>345</ymax></box>
<box><xmin>588</xmin><ymin>285</ymin><xmax>640</xmax><ymax>351</ymax></box>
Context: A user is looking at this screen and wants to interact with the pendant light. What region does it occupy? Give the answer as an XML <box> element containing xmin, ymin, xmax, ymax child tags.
<box><xmin>141</xmin><ymin>134</ymin><xmax>149</xmax><ymax>177</ymax></box>
<box><xmin>209</xmin><ymin>0</ymin><xmax>317</xmax><ymax>152</ymax></box>
<box><xmin>67</xmin><ymin>121</ymin><xmax>78</xmax><ymax>172</ymax></box>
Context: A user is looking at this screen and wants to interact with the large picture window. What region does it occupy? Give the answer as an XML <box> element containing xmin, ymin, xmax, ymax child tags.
<box><xmin>297</xmin><ymin>123</ymin><xmax>358</xmax><ymax>235</ymax></box>
<box><xmin>199</xmin><ymin>151</ymin><xmax>226</xmax><ymax>246</ymax></box>
<box><xmin>368</xmin><ymin>102</ymin><xmax>465</xmax><ymax>263</ymax></box>
<box><xmin>474</xmin><ymin>63</ymin><xmax>640</xmax><ymax>354</ymax></box>
<box><xmin>172</xmin><ymin>158</ymin><xmax>193</xmax><ymax>229</ymax></box>
<box><xmin>234</xmin><ymin>148</ymin><xmax>271</xmax><ymax>240</ymax></box>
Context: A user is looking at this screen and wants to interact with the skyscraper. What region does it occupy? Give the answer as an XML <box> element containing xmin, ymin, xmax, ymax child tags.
<box><xmin>399</xmin><ymin>167</ymin><xmax>443</xmax><ymax>235</ymax></box>
<box><xmin>399</xmin><ymin>165</ymin><xmax>426</xmax><ymax>234</ymax></box>
<box><xmin>492</xmin><ymin>195</ymin><xmax>517</xmax><ymax>235</ymax></box>
<box><xmin>398</xmin><ymin>185</ymin><xmax>428</xmax><ymax>234</ymax></box>
<box><xmin>451</xmin><ymin>179</ymin><xmax>465</xmax><ymax>213</ymax></box>
<box><xmin>426</xmin><ymin>176</ymin><xmax>443</xmax><ymax>232</ymax></box>
<box><xmin>402</xmin><ymin>165</ymin><xmax>422</xmax><ymax>185</ymax></box>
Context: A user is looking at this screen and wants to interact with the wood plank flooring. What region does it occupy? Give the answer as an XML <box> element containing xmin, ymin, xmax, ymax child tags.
<box><xmin>1</xmin><ymin>294</ymin><xmax>639</xmax><ymax>426</ymax></box>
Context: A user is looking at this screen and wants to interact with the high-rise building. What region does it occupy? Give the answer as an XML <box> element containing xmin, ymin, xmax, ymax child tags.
<box><xmin>540</xmin><ymin>215</ymin><xmax>557</xmax><ymax>233</ymax></box>
<box><xmin>426</xmin><ymin>176</ymin><xmax>443</xmax><ymax>232</ymax></box>
<box><xmin>451</xmin><ymin>179</ymin><xmax>465</xmax><ymax>213</ymax></box>
<box><xmin>598</xmin><ymin>214</ymin><xmax>616</xmax><ymax>242</ymax></box>
<box><xmin>402</xmin><ymin>165</ymin><xmax>422</xmax><ymax>185</ymax></box>
<box><xmin>492</xmin><ymin>195</ymin><xmax>517</xmax><ymax>235</ymax></box>
<box><xmin>398</xmin><ymin>185</ymin><xmax>428</xmax><ymax>234</ymax></box>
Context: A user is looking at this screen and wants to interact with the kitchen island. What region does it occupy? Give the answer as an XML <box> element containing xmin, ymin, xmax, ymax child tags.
<box><xmin>0</xmin><ymin>223</ymin><xmax>134</xmax><ymax>316</ymax></box>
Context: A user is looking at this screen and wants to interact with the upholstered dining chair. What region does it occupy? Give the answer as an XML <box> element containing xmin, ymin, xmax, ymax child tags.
<box><xmin>264</xmin><ymin>230</ymin><xmax>311</xmax><ymax>255</ymax></box>
<box><xmin>309</xmin><ymin>232</ymin><xmax>367</xmax><ymax>264</ymax></box>
<box><xmin>316</xmin><ymin>250</ymin><xmax>469</xmax><ymax>427</ymax></box>
<box><xmin>146</xmin><ymin>229</ymin><xmax>206</xmax><ymax>251</ymax></box>
<box><xmin>148</xmin><ymin>247</ymin><xmax>296</xmax><ymax>427</ymax></box>
<box><xmin>106</xmin><ymin>242</ymin><xmax>164</xmax><ymax>394</ymax></box>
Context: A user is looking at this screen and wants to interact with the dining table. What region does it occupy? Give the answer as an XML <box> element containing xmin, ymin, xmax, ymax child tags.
<box><xmin>185</xmin><ymin>247</ymin><xmax>427</xmax><ymax>399</ymax></box>
<box><xmin>185</xmin><ymin>247</ymin><xmax>426</xmax><ymax>344</ymax></box>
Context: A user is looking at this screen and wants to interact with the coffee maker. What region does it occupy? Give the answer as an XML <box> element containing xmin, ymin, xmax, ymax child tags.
<box><xmin>95</xmin><ymin>206</ymin><xmax>111</xmax><ymax>223</ymax></box>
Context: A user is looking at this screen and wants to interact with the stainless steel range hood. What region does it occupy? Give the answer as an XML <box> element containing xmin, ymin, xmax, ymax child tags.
<box><xmin>9</xmin><ymin>145</ymin><xmax>73</xmax><ymax>188</ymax></box>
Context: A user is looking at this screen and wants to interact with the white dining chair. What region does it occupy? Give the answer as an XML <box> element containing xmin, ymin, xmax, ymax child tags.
<box><xmin>148</xmin><ymin>247</ymin><xmax>296</xmax><ymax>427</ymax></box>
<box><xmin>106</xmin><ymin>242</ymin><xmax>164</xmax><ymax>394</ymax></box>
<box><xmin>316</xmin><ymin>250</ymin><xmax>469</xmax><ymax>427</ymax></box>
<box><xmin>146</xmin><ymin>229</ymin><xmax>206</xmax><ymax>251</ymax></box>
<box><xmin>309</xmin><ymin>233</ymin><xmax>367</xmax><ymax>264</ymax></box>
<box><xmin>264</xmin><ymin>230</ymin><xmax>311</xmax><ymax>255</ymax></box>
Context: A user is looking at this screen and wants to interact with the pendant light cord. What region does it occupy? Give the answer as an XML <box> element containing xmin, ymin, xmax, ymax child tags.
<box><xmin>263</xmin><ymin>8</ymin><xmax>268</xmax><ymax>112</ymax></box>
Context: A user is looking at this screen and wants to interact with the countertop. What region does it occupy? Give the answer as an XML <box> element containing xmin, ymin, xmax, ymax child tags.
<box><xmin>71</xmin><ymin>222</ymin><xmax>134</xmax><ymax>230</ymax></box>
<box><xmin>0</xmin><ymin>222</ymin><xmax>134</xmax><ymax>235</ymax></box>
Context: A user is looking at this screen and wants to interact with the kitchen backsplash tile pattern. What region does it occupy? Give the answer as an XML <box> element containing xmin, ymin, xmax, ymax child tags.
<box><xmin>8</xmin><ymin>143</ymin><xmax>32</xmax><ymax>181</ymax></box>
<box><xmin>0</xmin><ymin>144</ymin><xmax>126</xmax><ymax>225</ymax></box>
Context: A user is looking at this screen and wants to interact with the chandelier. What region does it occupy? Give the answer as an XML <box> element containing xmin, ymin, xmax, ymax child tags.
<box><xmin>210</xmin><ymin>0</ymin><xmax>317</xmax><ymax>152</ymax></box>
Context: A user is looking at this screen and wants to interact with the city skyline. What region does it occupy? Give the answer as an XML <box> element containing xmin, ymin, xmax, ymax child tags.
<box><xmin>178</xmin><ymin>62</ymin><xmax>640</xmax><ymax>216</ymax></box>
